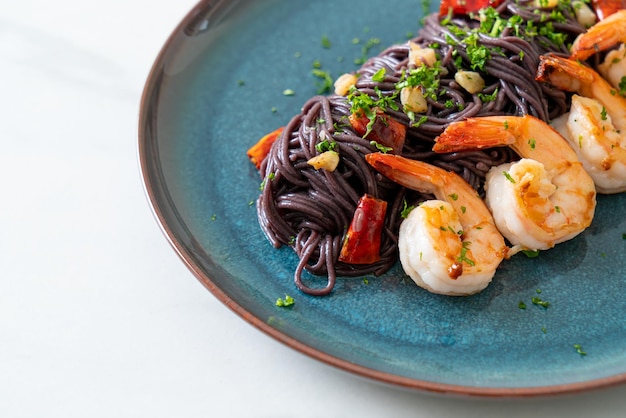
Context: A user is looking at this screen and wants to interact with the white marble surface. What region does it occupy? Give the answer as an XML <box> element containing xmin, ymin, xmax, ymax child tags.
<box><xmin>2</xmin><ymin>1</ymin><xmax>626</xmax><ymax>416</ymax></box>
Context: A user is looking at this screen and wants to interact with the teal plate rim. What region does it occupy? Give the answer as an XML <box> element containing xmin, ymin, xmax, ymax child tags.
<box><xmin>138</xmin><ymin>0</ymin><xmax>626</xmax><ymax>397</ymax></box>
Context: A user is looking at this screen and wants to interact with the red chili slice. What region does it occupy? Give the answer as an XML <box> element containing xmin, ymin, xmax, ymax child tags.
<box><xmin>247</xmin><ymin>127</ymin><xmax>284</xmax><ymax>169</ymax></box>
<box><xmin>349</xmin><ymin>109</ymin><xmax>406</xmax><ymax>154</ymax></box>
<box><xmin>592</xmin><ymin>0</ymin><xmax>626</xmax><ymax>19</ymax></box>
<box><xmin>338</xmin><ymin>194</ymin><xmax>388</xmax><ymax>265</ymax></box>
<box><xmin>439</xmin><ymin>0</ymin><xmax>505</xmax><ymax>16</ymax></box>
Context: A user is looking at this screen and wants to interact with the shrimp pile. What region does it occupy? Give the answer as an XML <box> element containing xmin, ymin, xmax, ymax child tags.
<box><xmin>433</xmin><ymin>115</ymin><xmax>596</xmax><ymax>251</ymax></box>
<box><xmin>536</xmin><ymin>10</ymin><xmax>626</xmax><ymax>193</ymax></box>
<box><xmin>365</xmin><ymin>6</ymin><xmax>625</xmax><ymax>295</ymax></box>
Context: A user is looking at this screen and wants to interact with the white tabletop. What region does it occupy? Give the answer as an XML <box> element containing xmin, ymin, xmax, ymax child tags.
<box><xmin>2</xmin><ymin>1</ymin><xmax>626</xmax><ymax>416</ymax></box>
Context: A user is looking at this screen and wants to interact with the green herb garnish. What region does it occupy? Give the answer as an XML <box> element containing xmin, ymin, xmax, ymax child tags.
<box><xmin>321</xmin><ymin>35</ymin><xmax>332</xmax><ymax>49</ymax></box>
<box><xmin>311</xmin><ymin>68</ymin><xmax>334</xmax><ymax>94</ymax></box>
<box><xmin>395</xmin><ymin>62</ymin><xmax>444</xmax><ymax>100</ymax></box>
<box><xmin>531</xmin><ymin>296</ymin><xmax>550</xmax><ymax>308</ymax></box>
<box><xmin>400</xmin><ymin>199</ymin><xmax>415</xmax><ymax>218</ymax></box>
<box><xmin>619</xmin><ymin>76</ymin><xmax>626</xmax><ymax>96</ymax></box>
<box><xmin>600</xmin><ymin>106</ymin><xmax>608</xmax><ymax>121</ymax></box>
<box><xmin>371</xmin><ymin>67</ymin><xmax>387</xmax><ymax>82</ymax></box>
<box><xmin>315</xmin><ymin>139</ymin><xmax>337</xmax><ymax>153</ymax></box>
<box><xmin>370</xmin><ymin>141</ymin><xmax>393</xmax><ymax>153</ymax></box>
<box><xmin>503</xmin><ymin>171</ymin><xmax>516</xmax><ymax>183</ymax></box>
<box><xmin>573</xmin><ymin>344</ymin><xmax>587</xmax><ymax>356</ymax></box>
<box><xmin>276</xmin><ymin>294</ymin><xmax>295</xmax><ymax>307</ymax></box>
<box><xmin>457</xmin><ymin>241</ymin><xmax>476</xmax><ymax>267</ymax></box>
<box><xmin>522</xmin><ymin>249</ymin><xmax>540</xmax><ymax>258</ymax></box>
<box><xmin>347</xmin><ymin>86</ymin><xmax>399</xmax><ymax>137</ymax></box>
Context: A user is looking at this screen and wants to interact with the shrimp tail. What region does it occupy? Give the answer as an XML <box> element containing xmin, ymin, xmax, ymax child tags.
<box><xmin>433</xmin><ymin>116</ymin><xmax>516</xmax><ymax>153</ymax></box>
<box><xmin>365</xmin><ymin>153</ymin><xmax>445</xmax><ymax>194</ymax></box>
<box><xmin>570</xmin><ymin>9</ymin><xmax>626</xmax><ymax>61</ymax></box>
<box><xmin>536</xmin><ymin>55</ymin><xmax>594</xmax><ymax>92</ymax></box>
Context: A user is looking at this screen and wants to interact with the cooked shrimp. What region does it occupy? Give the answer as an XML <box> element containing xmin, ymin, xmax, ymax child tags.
<box><xmin>570</xmin><ymin>9</ymin><xmax>626</xmax><ymax>61</ymax></box>
<box><xmin>597</xmin><ymin>43</ymin><xmax>626</xmax><ymax>91</ymax></box>
<box><xmin>537</xmin><ymin>54</ymin><xmax>626</xmax><ymax>193</ymax></box>
<box><xmin>365</xmin><ymin>153</ymin><xmax>508</xmax><ymax>296</ymax></box>
<box><xmin>434</xmin><ymin>115</ymin><xmax>597</xmax><ymax>251</ymax></box>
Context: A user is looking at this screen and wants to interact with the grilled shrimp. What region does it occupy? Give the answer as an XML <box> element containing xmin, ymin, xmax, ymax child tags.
<box><xmin>597</xmin><ymin>43</ymin><xmax>626</xmax><ymax>91</ymax></box>
<box><xmin>537</xmin><ymin>55</ymin><xmax>626</xmax><ymax>193</ymax></box>
<box><xmin>365</xmin><ymin>153</ymin><xmax>508</xmax><ymax>296</ymax></box>
<box><xmin>570</xmin><ymin>9</ymin><xmax>626</xmax><ymax>61</ymax></box>
<box><xmin>434</xmin><ymin>115</ymin><xmax>597</xmax><ymax>251</ymax></box>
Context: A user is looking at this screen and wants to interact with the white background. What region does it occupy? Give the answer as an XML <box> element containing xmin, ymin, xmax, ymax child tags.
<box><xmin>2</xmin><ymin>0</ymin><xmax>626</xmax><ymax>416</ymax></box>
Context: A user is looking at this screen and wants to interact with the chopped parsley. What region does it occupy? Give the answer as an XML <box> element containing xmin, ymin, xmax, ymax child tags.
<box><xmin>478</xmin><ymin>89</ymin><xmax>499</xmax><ymax>102</ymax></box>
<box><xmin>395</xmin><ymin>62</ymin><xmax>444</xmax><ymax>100</ymax></box>
<box><xmin>600</xmin><ymin>106</ymin><xmax>608</xmax><ymax>121</ymax></box>
<box><xmin>531</xmin><ymin>296</ymin><xmax>550</xmax><ymax>308</ymax></box>
<box><xmin>619</xmin><ymin>76</ymin><xmax>626</xmax><ymax>96</ymax></box>
<box><xmin>282</xmin><ymin>89</ymin><xmax>296</xmax><ymax>96</ymax></box>
<box><xmin>348</xmin><ymin>86</ymin><xmax>399</xmax><ymax>114</ymax></box>
<box><xmin>457</xmin><ymin>241</ymin><xmax>476</xmax><ymax>267</ymax></box>
<box><xmin>503</xmin><ymin>171</ymin><xmax>516</xmax><ymax>183</ymax></box>
<box><xmin>464</xmin><ymin>33</ymin><xmax>492</xmax><ymax>71</ymax></box>
<box><xmin>518</xmin><ymin>301</ymin><xmax>527</xmax><ymax>309</ymax></box>
<box><xmin>400</xmin><ymin>199</ymin><xmax>415</xmax><ymax>218</ymax></box>
<box><xmin>347</xmin><ymin>86</ymin><xmax>399</xmax><ymax>137</ymax></box>
<box><xmin>276</xmin><ymin>294</ymin><xmax>295</xmax><ymax>307</ymax></box>
<box><xmin>259</xmin><ymin>172</ymin><xmax>275</xmax><ymax>190</ymax></box>
<box><xmin>573</xmin><ymin>344</ymin><xmax>587</xmax><ymax>356</ymax></box>
<box><xmin>371</xmin><ymin>67</ymin><xmax>387</xmax><ymax>83</ymax></box>
<box><xmin>311</xmin><ymin>68</ymin><xmax>334</xmax><ymax>94</ymax></box>
<box><xmin>522</xmin><ymin>249</ymin><xmax>540</xmax><ymax>258</ymax></box>
<box><xmin>353</xmin><ymin>37</ymin><xmax>382</xmax><ymax>65</ymax></box>
<box><xmin>370</xmin><ymin>141</ymin><xmax>393</xmax><ymax>153</ymax></box>
<box><xmin>538</xmin><ymin>22</ymin><xmax>567</xmax><ymax>48</ymax></box>
<box><xmin>321</xmin><ymin>35</ymin><xmax>332</xmax><ymax>49</ymax></box>
<box><xmin>315</xmin><ymin>139</ymin><xmax>337</xmax><ymax>153</ymax></box>
<box><xmin>411</xmin><ymin>115</ymin><xmax>429</xmax><ymax>128</ymax></box>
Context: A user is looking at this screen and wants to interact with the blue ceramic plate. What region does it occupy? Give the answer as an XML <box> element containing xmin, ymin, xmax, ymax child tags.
<box><xmin>139</xmin><ymin>0</ymin><xmax>626</xmax><ymax>396</ymax></box>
